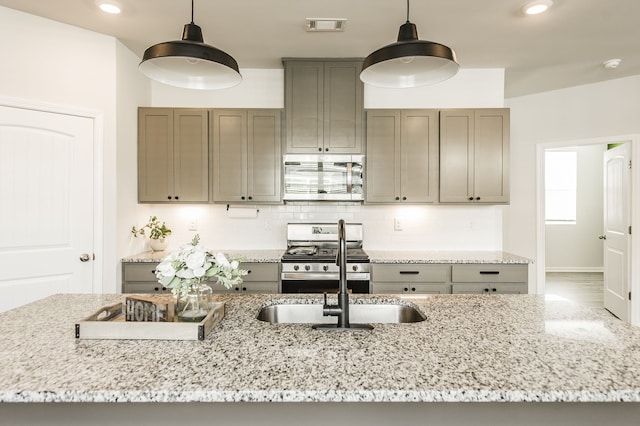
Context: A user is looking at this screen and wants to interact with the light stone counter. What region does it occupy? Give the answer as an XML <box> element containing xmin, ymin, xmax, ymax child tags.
<box><xmin>367</xmin><ymin>250</ymin><xmax>532</xmax><ymax>264</ymax></box>
<box><xmin>122</xmin><ymin>249</ymin><xmax>284</xmax><ymax>263</ymax></box>
<box><xmin>3</xmin><ymin>293</ymin><xmax>640</xmax><ymax>425</ymax></box>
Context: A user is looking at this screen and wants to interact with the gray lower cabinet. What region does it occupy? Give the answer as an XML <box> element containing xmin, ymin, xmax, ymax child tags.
<box><xmin>439</xmin><ymin>109</ymin><xmax>510</xmax><ymax>204</ymax></box>
<box><xmin>366</xmin><ymin>110</ymin><xmax>439</xmax><ymax>203</ymax></box>
<box><xmin>451</xmin><ymin>264</ymin><xmax>527</xmax><ymax>294</ymax></box>
<box><xmin>122</xmin><ymin>263</ymin><xmax>169</xmax><ymax>294</ymax></box>
<box><xmin>284</xmin><ymin>59</ymin><xmax>363</xmax><ymax>154</ymax></box>
<box><xmin>211</xmin><ymin>109</ymin><xmax>282</xmax><ymax>203</ymax></box>
<box><xmin>210</xmin><ymin>262</ymin><xmax>279</xmax><ymax>294</ymax></box>
<box><xmin>138</xmin><ymin>108</ymin><xmax>209</xmax><ymax>203</ymax></box>
<box><xmin>371</xmin><ymin>264</ymin><xmax>451</xmax><ymax>294</ymax></box>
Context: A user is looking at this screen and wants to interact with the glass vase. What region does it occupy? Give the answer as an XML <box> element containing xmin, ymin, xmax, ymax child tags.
<box><xmin>176</xmin><ymin>284</ymin><xmax>212</xmax><ymax>322</ymax></box>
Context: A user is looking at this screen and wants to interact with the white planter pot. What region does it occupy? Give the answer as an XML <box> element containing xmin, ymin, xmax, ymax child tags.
<box><xmin>149</xmin><ymin>237</ymin><xmax>169</xmax><ymax>252</ymax></box>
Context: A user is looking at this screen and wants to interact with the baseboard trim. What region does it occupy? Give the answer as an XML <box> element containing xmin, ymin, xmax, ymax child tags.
<box><xmin>545</xmin><ymin>267</ymin><xmax>604</xmax><ymax>273</ymax></box>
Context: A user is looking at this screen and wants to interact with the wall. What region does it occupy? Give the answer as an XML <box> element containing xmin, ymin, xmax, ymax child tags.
<box><xmin>141</xmin><ymin>68</ymin><xmax>506</xmax><ymax>253</ymax></box>
<box><xmin>0</xmin><ymin>6</ymin><xmax>123</xmax><ymax>293</ymax></box>
<box><xmin>505</xmin><ymin>75</ymin><xmax>640</xmax><ymax>291</ymax></box>
<box><xmin>545</xmin><ymin>145</ymin><xmax>606</xmax><ymax>271</ymax></box>
<box><xmin>115</xmin><ymin>41</ymin><xmax>153</xmax><ymax>291</ymax></box>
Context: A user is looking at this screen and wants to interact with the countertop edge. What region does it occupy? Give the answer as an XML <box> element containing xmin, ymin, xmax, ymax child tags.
<box><xmin>3</xmin><ymin>389</ymin><xmax>639</xmax><ymax>403</ymax></box>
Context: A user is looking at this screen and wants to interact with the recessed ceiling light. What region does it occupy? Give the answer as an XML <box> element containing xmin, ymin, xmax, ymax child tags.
<box><xmin>603</xmin><ymin>59</ymin><xmax>622</xmax><ymax>69</ymax></box>
<box><xmin>522</xmin><ymin>0</ymin><xmax>553</xmax><ymax>15</ymax></box>
<box><xmin>96</xmin><ymin>1</ymin><xmax>122</xmax><ymax>14</ymax></box>
<box><xmin>306</xmin><ymin>18</ymin><xmax>347</xmax><ymax>32</ymax></box>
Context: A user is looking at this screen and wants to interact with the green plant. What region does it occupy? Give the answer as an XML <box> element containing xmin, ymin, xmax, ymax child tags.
<box><xmin>131</xmin><ymin>216</ymin><xmax>172</xmax><ymax>240</ymax></box>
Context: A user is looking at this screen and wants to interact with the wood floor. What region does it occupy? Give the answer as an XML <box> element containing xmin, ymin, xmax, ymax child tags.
<box><xmin>545</xmin><ymin>272</ymin><xmax>604</xmax><ymax>309</ymax></box>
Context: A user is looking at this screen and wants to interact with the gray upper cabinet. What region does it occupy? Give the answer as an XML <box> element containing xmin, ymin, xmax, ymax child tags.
<box><xmin>284</xmin><ymin>59</ymin><xmax>364</xmax><ymax>154</ymax></box>
<box><xmin>212</xmin><ymin>109</ymin><xmax>282</xmax><ymax>203</ymax></box>
<box><xmin>366</xmin><ymin>110</ymin><xmax>439</xmax><ymax>203</ymax></box>
<box><xmin>138</xmin><ymin>108</ymin><xmax>209</xmax><ymax>203</ymax></box>
<box><xmin>439</xmin><ymin>109</ymin><xmax>510</xmax><ymax>204</ymax></box>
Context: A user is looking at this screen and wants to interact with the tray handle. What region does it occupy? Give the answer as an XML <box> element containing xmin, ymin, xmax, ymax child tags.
<box><xmin>85</xmin><ymin>302</ymin><xmax>122</xmax><ymax>322</ymax></box>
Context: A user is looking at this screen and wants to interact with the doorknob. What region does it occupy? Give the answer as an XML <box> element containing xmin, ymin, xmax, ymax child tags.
<box><xmin>598</xmin><ymin>235</ymin><xmax>607</xmax><ymax>240</ymax></box>
<box><xmin>79</xmin><ymin>253</ymin><xmax>91</xmax><ymax>262</ymax></box>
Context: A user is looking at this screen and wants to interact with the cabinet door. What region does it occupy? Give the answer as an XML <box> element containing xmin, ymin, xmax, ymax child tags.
<box><xmin>247</xmin><ymin>110</ymin><xmax>282</xmax><ymax>202</ymax></box>
<box><xmin>323</xmin><ymin>61</ymin><xmax>363</xmax><ymax>153</ymax></box>
<box><xmin>452</xmin><ymin>283</ymin><xmax>526</xmax><ymax>294</ymax></box>
<box><xmin>473</xmin><ymin>109</ymin><xmax>509</xmax><ymax>203</ymax></box>
<box><xmin>365</xmin><ymin>110</ymin><xmax>400</xmax><ymax>202</ymax></box>
<box><xmin>138</xmin><ymin>108</ymin><xmax>174</xmax><ymax>202</ymax></box>
<box><xmin>440</xmin><ymin>109</ymin><xmax>509</xmax><ymax>204</ymax></box>
<box><xmin>174</xmin><ymin>109</ymin><xmax>209</xmax><ymax>202</ymax></box>
<box><xmin>372</xmin><ymin>282</ymin><xmax>450</xmax><ymax>294</ymax></box>
<box><xmin>241</xmin><ymin>263</ymin><xmax>279</xmax><ymax>282</ymax></box>
<box><xmin>284</xmin><ymin>61</ymin><xmax>324</xmax><ymax>153</ymax></box>
<box><xmin>401</xmin><ymin>110</ymin><xmax>439</xmax><ymax>203</ymax></box>
<box><xmin>439</xmin><ymin>110</ymin><xmax>474</xmax><ymax>203</ymax></box>
<box><xmin>212</xmin><ymin>109</ymin><xmax>248</xmax><ymax>202</ymax></box>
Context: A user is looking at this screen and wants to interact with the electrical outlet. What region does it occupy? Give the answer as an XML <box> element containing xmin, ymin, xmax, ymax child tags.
<box><xmin>394</xmin><ymin>218</ymin><xmax>403</xmax><ymax>231</ymax></box>
<box><xmin>188</xmin><ymin>219</ymin><xmax>198</xmax><ymax>231</ymax></box>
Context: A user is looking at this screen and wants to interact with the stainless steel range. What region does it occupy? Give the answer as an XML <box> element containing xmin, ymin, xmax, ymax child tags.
<box><xmin>281</xmin><ymin>222</ymin><xmax>370</xmax><ymax>293</ymax></box>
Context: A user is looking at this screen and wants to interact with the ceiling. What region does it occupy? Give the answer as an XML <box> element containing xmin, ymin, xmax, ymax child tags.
<box><xmin>1</xmin><ymin>0</ymin><xmax>638</xmax><ymax>98</ymax></box>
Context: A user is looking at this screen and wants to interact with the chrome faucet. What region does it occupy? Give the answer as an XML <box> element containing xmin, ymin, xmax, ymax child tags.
<box><xmin>312</xmin><ymin>219</ymin><xmax>373</xmax><ymax>331</ymax></box>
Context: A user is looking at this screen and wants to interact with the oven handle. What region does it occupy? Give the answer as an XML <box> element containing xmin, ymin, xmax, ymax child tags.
<box><xmin>281</xmin><ymin>272</ymin><xmax>370</xmax><ymax>281</ymax></box>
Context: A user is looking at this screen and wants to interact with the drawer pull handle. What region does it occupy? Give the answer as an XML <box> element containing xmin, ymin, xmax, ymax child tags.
<box><xmin>479</xmin><ymin>271</ymin><xmax>500</xmax><ymax>275</ymax></box>
<box><xmin>399</xmin><ymin>271</ymin><xmax>420</xmax><ymax>275</ymax></box>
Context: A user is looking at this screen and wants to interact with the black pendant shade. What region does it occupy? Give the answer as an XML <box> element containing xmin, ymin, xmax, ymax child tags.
<box><xmin>139</xmin><ymin>2</ymin><xmax>241</xmax><ymax>90</ymax></box>
<box><xmin>360</xmin><ymin>2</ymin><xmax>459</xmax><ymax>88</ymax></box>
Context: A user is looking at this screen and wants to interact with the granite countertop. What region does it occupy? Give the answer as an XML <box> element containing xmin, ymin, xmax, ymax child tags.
<box><xmin>122</xmin><ymin>249</ymin><xmax>284</xmax><ymax>263</ymax></box>
<box><xmin>366</xmin><ymin>250</ymin><xmax>532</xmax><ymax>264</ymax></box>
<box><xmin>1</xmin><ymin>293</ymin><xmax>639</xmax><ymax>403</ymax></box>
<box><xmin>123</xmin><ymin>250</ymin><xmax>531</xmax><ymax>264</ymax></box>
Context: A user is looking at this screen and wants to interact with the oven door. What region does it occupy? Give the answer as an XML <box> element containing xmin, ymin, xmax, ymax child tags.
<box><xmin>281</xmin><ymin>279</ymin><xmax>370</xmax><ymax>294</ymax></box>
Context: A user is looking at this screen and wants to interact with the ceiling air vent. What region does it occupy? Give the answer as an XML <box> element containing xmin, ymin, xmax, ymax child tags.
<box><xmin>306</xmin><ymin>18</ymin><xmax>347</xmax><ymax>32</ymax></box>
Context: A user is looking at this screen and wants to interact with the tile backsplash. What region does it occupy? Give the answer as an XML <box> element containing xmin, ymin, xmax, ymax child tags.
<box><xmin>131</xmin><ymin>203</ymin><xmax>504</xmax><ymax>253</ymax></box>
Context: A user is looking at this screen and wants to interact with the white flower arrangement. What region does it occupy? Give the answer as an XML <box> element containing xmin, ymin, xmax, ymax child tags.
<box><xmin>155</xmin><ymin>235</ymin><xmax>247</xmax><ymax>297</ymax></box>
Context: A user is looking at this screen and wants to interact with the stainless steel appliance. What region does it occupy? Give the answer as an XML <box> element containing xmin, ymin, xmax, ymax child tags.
<box><xmin>281</xmin><ymin>222</ymin><xmax>370</xmax><ymax>293</ymax></box>
<box><xmin>283</xmin><ymin>154</ymin><xmax>364</xmax><ymax>201</ymax></box>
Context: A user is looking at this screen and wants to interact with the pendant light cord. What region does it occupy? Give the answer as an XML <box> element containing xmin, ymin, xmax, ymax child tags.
<box><xmin>191</xmin><ymin>0</ymin><xmax>195</xmax><ymax>24</ymax></box>
<box><xmin>406</xmin><ymin>0</ymin><xmax>410</xmax><ymax>23</ymax></box>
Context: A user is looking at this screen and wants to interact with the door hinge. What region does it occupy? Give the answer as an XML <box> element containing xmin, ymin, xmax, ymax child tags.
<box><xmin>629</xmin><ymin>292</ymin><xmax>632</xmax><ymax>301</ymax></box>
<box><xmin>629</xmin><ymin>226</ymin><xmax>632</xmax><ymax>235</ymax></box>
<box><xmin>629</xmin><ymin>160</ymin><xmax>632</xmax><ymax>169</ymax></box>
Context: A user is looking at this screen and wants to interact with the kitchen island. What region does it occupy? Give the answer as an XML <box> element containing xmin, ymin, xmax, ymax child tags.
<box><xmin>2</xmin><ymin>293</ymin><xmax>640</xmax><ymax>425</ymax></box>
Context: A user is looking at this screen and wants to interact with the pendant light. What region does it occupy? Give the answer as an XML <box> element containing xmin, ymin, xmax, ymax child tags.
<box><xmin>139</xmin><ymin>0</ymin><xmax>241</xmax><ymax>90</ymax></box>
<box><xmin>360</xmin><ymin>0</ymin><xmax>459</xmax><ymax>88</ymax></box>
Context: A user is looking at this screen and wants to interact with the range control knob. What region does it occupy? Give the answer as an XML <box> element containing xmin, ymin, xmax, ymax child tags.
<box><xmin>304</xmin><ymin>265</ymin><xmax>311</xmax><ymax>271</ymax></box>
<box><xmin>323</xmin><ymin>265</ymin><xmax>329</xmax><ymax>272</ymax></box>
<box><xmin>352</xmin><ymin>265</ymin><xmax>359</xmax><ymax>272</ymax></box>
<box><xmin>293</xmin><ymin>265</ymin><xmax>300</xmax><ymax>271</ymax></box>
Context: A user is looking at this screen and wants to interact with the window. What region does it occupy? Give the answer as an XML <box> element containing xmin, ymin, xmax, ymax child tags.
<box><xmin>545</xmin><ymin>150</ymin><xmax>577</xmax><ymax>224</ymax></box>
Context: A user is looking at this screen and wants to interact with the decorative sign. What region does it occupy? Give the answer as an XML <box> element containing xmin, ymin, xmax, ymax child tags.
<box><xmin>125</xmin><ymin>295</ymin><xmax>175</xmax><ymax>322</ymax></box>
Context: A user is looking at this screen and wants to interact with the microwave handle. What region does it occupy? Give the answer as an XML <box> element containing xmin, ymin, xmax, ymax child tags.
<box><xmin>346</xmin><ymin>162</ymin><xmax>352</xmax><ymax>194</ymax></box>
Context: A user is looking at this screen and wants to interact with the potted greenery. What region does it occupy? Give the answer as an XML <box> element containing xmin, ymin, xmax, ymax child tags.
<box><xmin>131</xmin><ymin>216</ymin><xmax>172</xmax><ymax>252</ymax></box>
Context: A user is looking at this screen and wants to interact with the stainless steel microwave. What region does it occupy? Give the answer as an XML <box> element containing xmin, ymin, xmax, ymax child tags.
<box><xmin>283</xmin><ymin>154</ymin><xmax>364</xmax><ymax>201</ymax></box>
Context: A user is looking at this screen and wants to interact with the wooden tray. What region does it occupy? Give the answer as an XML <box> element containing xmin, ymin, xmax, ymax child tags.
<box><xmin>75</xmin><ymin>301</ymin><xmax>225</xmax><ymax>341</ymax></box>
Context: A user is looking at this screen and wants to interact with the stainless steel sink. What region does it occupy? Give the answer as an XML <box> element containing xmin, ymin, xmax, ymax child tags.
<box><xmin>256</xmin><ymin>301</ymin><xmax>426</xmax><ymax>324</ymax></box>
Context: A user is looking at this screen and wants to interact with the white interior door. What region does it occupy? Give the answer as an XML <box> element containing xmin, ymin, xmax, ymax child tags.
<box><xmin>0</xmin><ymin>105</ymin><xmax>95</xmax><ymax>312</ymax></box>
<box><xmin>603</xmin><ymin>143</ymin><xmax>631</xmax><ymax>321</ymax></box>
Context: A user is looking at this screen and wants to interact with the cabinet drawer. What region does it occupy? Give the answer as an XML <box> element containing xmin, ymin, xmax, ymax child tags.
<box><xmin>451</xmin><ymin>264</ymin><xmax>527</xmax><ymax>283</ymax></box>
<box><xmin>241</xmin><ymin>263</ymin><xmax>279</xmax><ymax>282</ymax></box>
<box><xmin>123</xmin><ymin>263</ymin><xmax>159</xmax><ymax>282</ymax></box>
<box><xmin>372</xmin><ymin>264</ymin><xmax>449</xmax><ymax>283</ymax></box>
